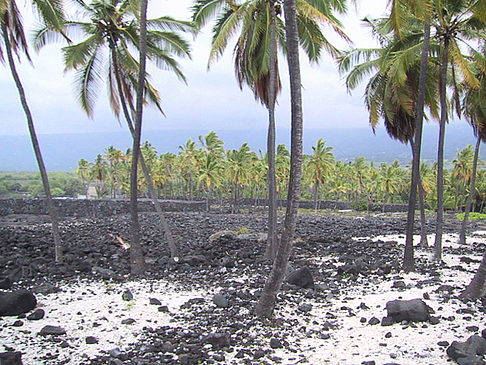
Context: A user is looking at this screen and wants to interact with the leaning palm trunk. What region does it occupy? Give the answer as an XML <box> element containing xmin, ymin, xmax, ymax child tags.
<box><xmin>255</xmin><ymin>0</ymin><xmax>303</xmax><ymax>318</ymax></box>
<box><xmin>3</xmin><ymin>23</ymin><xmax>63</xmax><ymax>263</ymax></box>
<box><xmin>403</xmin><ymin>22</ymin><xmax>431</xmax><ymax>272</ymax></box>
<box><xmin>110</xmin><ymin>43</ymin><xmax>180</xmax><ymax>262</ymax></box>
<box><xmin>460</xmin><ymin>249</ymin><xmax>486</xmax><ymax>300</ymax></box>
<box><xmin>265</xmin><ymin>1</ymin><xmax>278</xmax><ymax>261</ymax></box>
<box><xmin>129</xmin><ymin>0</ymin><xmax>149</xmax><ymax>276</ymax></box>
<box><xmin>434</xmin><ymin>39</ymin><xmax>450</xmax><ymax>263</ymax></box>
<box><xmin>458</xmin><ymin>136</ymin><xmax>481</xmax><ymax>245</ymax></box>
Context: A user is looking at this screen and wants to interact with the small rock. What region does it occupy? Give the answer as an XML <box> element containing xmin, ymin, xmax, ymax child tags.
<box><xmin>253</xmin><ymin>349</ymin><xmax>265</xmax><ymax>359</ymax></box>
<box><xmin>287</xmin><ymin>267</ymin><xmax>315</xmax><ymax>289</ymax></box>
<box><xmin>213</xmin><ymin>294</ymin><xmax>229</xmax><ymax>308</ymax></box>
<box><xmin>270</xmin><ymin>338</ymin><xmax>283</xmax><ymax>349</ymax></box>
<box><xmin>149</xmin><ymin>298</ymin><xmax>161</xmax><ymax>306</ymax></box>
<box><xmin>385</xmin><ymin>332</ymin><xmax>392</xmax><ymax>339</ymax></box>
<box><xmin>39</xmin><ymin>325</ymin><xmax>66</xmax><ymax>336</ymax></box>
<box><xmin>158</xmin><ymin>306</ymin><xmax>169</xmax><ymax>313</ymax></box>
<box><xmin>12</xmin><ymin>320</ymin><xmax>23</xmax><ymax>327</ymax></box>
<box><xmin>392</xmin><ymin>281</ymin><xmax>406</xmax><ymax>289</ymax></box>
<box><xmin>122</xmin><ymin>289</ymin><xmax>133</xmax><ymax>301</ymax></box>
<box><xmin>298</xmin><ymin>303</ymin><xmax>312</xmax><ymax>313</ymax></box>
<box><xmin>121</xmin><ymin>318</ymin><xmax>135</xmax><ymax>325</ymax></box>
<box><xmin>0</xmin><ymin>277</ymin><xmax>12</xmax><ymax>290</ymax></box>
<box><xmin>85</xmin><ymin>336</ymin><xmax>99</xmax><ymax>344</ymax></box>
<box><xmin>430</xmin><ymin>316</ymin><xmax>440</xmax><ymax>325</ymax></box>
<box><xmin>438</xmin><ymin>341</ymin><xmax>450</xmax><ymax>347</ymax></box>
<box><xmin>202</xmin><ymin>333</ymin><xmax>230</xmax><ymax>349</ymax></box>
<box><xmin>368</xmin><ymin>317</ymin><xmax>380</xmax><ymax>326</ymax></box>
<box><xmin>27</xmin><ymin>309</ymin><xmax>45</xmax><ymax>321</ymax></box>
<box><xmin>381</xmin><ymin>317</ymin><xmax>395</xmax><ymax>326</ymax></box>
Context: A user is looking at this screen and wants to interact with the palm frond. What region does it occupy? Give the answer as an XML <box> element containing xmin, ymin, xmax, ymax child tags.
<box><xmin>74</xmin><ymin>47</ymin><xmax>103</xmax><ymax>117</ymax></box>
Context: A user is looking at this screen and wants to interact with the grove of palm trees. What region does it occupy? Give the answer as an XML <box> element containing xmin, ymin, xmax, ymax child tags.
<box><xmin>2</xmin><ymin>0</ymin><xmax>486</xmax><ymax>364</ymax></box>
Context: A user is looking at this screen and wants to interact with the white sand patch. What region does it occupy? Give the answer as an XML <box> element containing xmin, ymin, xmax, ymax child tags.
<box><xmin>0</xmin><ymin>279</ymin><xmax>204</xmax><ymax>364</ymax></box>
<box><xmin>2</xmin><ymin>231</ymin><xmax>486</xmax><ymax>364</ymax></box>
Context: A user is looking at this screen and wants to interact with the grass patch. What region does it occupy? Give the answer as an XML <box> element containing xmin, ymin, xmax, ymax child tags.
<box><xmin>456</xmin><ymin>212</ymin><xmax>486</xmax><ymax>221</ymax></box>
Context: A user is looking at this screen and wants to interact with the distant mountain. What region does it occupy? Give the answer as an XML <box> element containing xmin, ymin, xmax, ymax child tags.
<box><xmin>0</xmin><ymin>123</ymin><xmax>480</xmax><ymax>171</ymax></box>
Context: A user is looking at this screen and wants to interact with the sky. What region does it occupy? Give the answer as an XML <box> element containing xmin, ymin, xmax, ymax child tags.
<box><xmin>0</xmin><ymin>0</ymin><xmax>461</xmax><ymax>137</ymax></box>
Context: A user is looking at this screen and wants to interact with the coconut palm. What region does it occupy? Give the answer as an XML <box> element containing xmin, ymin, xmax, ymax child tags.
<box><xmin>255</xmin><ymin>0</ymin><xmax>305</xmax><ymax>319</ymax></box>
<box><xmin>432</xmin><ymin>0</ymin><xmax>486</xmax><ymax>263</ymax></box>
<box><xmin>192</xmin><ymin>0</ymin><xmax>349</xmax><ymax>259</ymax></box>
<box><xmin>1</xmin><ymin>0</ymin><xmax>66</xmax><ymax>262</ymax></box>
<box><xmin>226</xmin><ymin>143</ymin><xmax>255</xmax><ymax>212</ymax></box>
<box><xmin>339</xmin><ymin>15</ymin><xmax>440</xmax><ymax>270</ymax></box>
<box><xmin>458</xmin><ymin>52</ymin><xmax>486</xmax><ymax>245</ymax></box>
<box><xmin>305</xmin><ymin>138</ymin><xmax>335</xmax><ymax>210</ymax></box>
<box><xmin>36</xmin><ymin>0</ymin><xmax>193</xmax><ymax>266</ymax></box>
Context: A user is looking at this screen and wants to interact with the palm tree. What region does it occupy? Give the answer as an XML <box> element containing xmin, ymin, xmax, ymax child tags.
<box><xmin>192</xmin><ymin>0</ymin><xmax>349</xmax><ymax>259</ymax></box>
<box><xmin>226</xmin><ymin>143</ymin><xmax>255</xmax><ymax>212</ymax></box>
<box><xmin>1</xmin><ymin>0</ymin><xmax>65</xmax><ymax>262</ymax></box>
<box><xmin>432</xmin><ymin>0</ymin><xmax>485</xmax><ymax>263</ymax></box>
<box><xmin>339</xmin><ymin>14</ymin><xmax>439</xmax><ymax>270</ymax></box>
<box><xmin>305</xmin><ymin>138</ymin><xmax>334</xmax><ymax>210</ymax></box>
<box><xmin>458</xmin><ymin>54</ymin><xmax>486</xmax><ymax>245</ymax></box>
<box><xmin>198</xmin><ymin>152</ymin><xmax>224</xmax><ymax>211</ymax></box>
<box><xmin>105</xmin><ymin>146</ymin><xmax>126</xmax><ymax>198</ymax></box>
<box><xmin>75</xmin><ymin>158</ymin><xmax>92</xmax><ymax>188</ymax></box>
<box><xmin>91</xmin><ymin>154</ymin><xmax>109</xmax><ymax>198</ymax></box>
<box><xmin>178</xmin><ymin>138</ymin><xmax>201</xmax><ymax>197</ymax></box>
<box><xmin>36</xmin><ymin>0</ymin><xmax>193</xmax><ymax>265</ymax></box>
<box><xmin>255</xmin><ymin>0</ymin><xmax>304</xmax><ymax>319</ymax></box>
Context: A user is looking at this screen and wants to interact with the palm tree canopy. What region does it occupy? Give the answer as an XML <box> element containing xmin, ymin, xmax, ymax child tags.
<box><xmin>34</xmin><ymin>0</ymin><xmax>194</xmax><ymax>118</ymax></box>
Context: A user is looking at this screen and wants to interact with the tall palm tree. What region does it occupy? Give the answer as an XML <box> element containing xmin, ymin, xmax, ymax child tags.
<box><xmin>458</xmin><ymin>53</ymin><xmax>486</xmax><ymax>245</ymax></box>
<box><xmin>1</xmin><ymin>0</ymin><xmax>65</xmax><ymax>262</ymax></box>
<box><xmin>226</xmin><ymin>143</ymin><xmax>255</xmax><ymax>212</ymax></box>
<box><xmin>255</xmin><ymin>0</ymin><xmax>304</xmax><ymax>319</ymax></box>
<box><xmin>36</xmin><ymin>0</ymin><xmax>193</xmax><ymax>265</ymax></box>
<box><xmin>432</xmin><ymin>0</ymin><xmax>485</xmax><ymax>262</ymax></box>
<box><xmin>305</xmin><ymin>138</ymin><xmax>334</xmax><ymax>210</ymax></box>
<box><xmin>339</xmin><ymin>14</ymin><xmax>439</xmax><ymax>270</ymax></box>
<box><xmin>192</xmin><ymin>0</ymin><xmax>349</xmax><ymax>259</ymax></box>
<box><xmin>128</xmin><ymin>0</ymin><xmax>149</xmax><ymax>276</ymax></box>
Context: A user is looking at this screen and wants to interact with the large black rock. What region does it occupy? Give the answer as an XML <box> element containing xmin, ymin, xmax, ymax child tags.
<box><xmin>0</xmin><ymin>290</ymin><xmax>36</xmax><ymax>316</ymax></box>
<box><xmin>383</xmin><ymin>298</ymin><xmax>430</xmax><ymax>323</ymax></box>
<box><xmin>447</xmin><ymin>335</ymin><xmax>486</xmax><ymax>363</ymax></box>
<box><xmin>0</xmin><ymin>351</ymin><xmax>23</xmax><ymax>365</ymax></box>
<box><xmin>287</xmin><ymin>267</ymin><xmax>315</xmax><ymax>289</ymax></box>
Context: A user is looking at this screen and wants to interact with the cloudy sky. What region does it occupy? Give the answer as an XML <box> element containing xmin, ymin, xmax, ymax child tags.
<box><xmin>0</xmin><ymin>0</ymin><xmax>427</xmax><ymax>137</ymax></box>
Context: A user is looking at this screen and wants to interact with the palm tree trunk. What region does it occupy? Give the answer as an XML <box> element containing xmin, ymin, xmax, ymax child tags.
<box><xmin>410</xmin><ymin>142</ymin><xmax>428</xmax><ymax>248</ymax></box>
<box><xmin>255</xmin><ymin>0</ymin><xmax>303</xmax><ymax>319</ymax></box>
<box><xmin>434</xmin><ymin>39</ymin><xmax>449</xmax><ymax>263</ymax></box>
<box><xmin>110</xmin><ymin>40</ymin><xmax>180</xmax><ymax>262</ymax></box>
<box><xmin>265</xmin><ymin>0</ymin><xmax>278</xmax><ymax>261</ymax></box>
<box><xmin>129</xmin><ymin>0</ymin><xmax>148</xmax><ymax>276</ymax></box>
<box><xmin>3</xmin><ymin>23</ymin><xmax>63</xmax><ymax>263</ymax></box>
<box><xmin>458</xmin><ymin>136</ymin><xmax>481</xmax><ymax>245</ymax></box>
<box><xmin>418</xmin><ymin>174</ymin><xmax>428</xmax><ymax>247</ymax></box>
<box><xmin>403</xmin><ymin>22</ymin><xmax>430</xmax><ymax>272</ymax></box>
<box><xmin>460</xmin><ymin>250</ymin><xmax>486</xmax><ymax>300</ymax></box>
<box><xmin>314</xmin><ymin>178</ymin><xmax>319</xmax><ymax>211</ymax></box>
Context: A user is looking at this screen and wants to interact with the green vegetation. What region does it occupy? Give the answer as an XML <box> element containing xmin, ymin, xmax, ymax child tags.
<box><xmin>75</xmin><ymin>136</ymin><xmax>485</xmax><ymax>213</ymax></box>
<box><xmin>457</xmin><ymin>212</ymin><xmax>486</xmax><ymax>221</ymax></box>
<box><xmin>0</xmin><ymin>172</ymin><xmax>85</xmax><ymax>198</ymax></box>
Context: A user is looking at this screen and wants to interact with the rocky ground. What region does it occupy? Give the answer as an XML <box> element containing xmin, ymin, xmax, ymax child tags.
<box><xmin>1</xmin><ymin>210</ymin><xmax>486</xmax><ymax>364</ymax></box>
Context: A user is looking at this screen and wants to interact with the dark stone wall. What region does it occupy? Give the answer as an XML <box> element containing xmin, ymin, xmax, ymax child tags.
<box><xmin>0</xmin><ymin>198</ymin><xmax>207</xmax><ymax>218</ymax></box>
<box><xmin>236</xmin><ymin>198</ymin><xmax>407</xmax><ymax>212</ymax></box>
